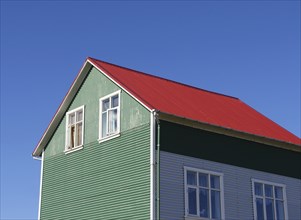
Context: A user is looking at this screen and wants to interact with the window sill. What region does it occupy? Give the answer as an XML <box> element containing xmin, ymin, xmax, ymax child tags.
<box><xmin>64</xmin><ymin>146</ymin><xmax>83</xmax><ymax>154</ymax></box>
<box><xmin>185</xmin><ymin>216</ymin><xmax>212</xmax><ymax>220</ymax></box>
<box><xmin>98</xmin><ymin>133</ymin><xmax>120</xmax><ymax>143</ymax></box>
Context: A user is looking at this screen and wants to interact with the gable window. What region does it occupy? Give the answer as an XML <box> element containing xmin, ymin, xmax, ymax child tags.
<box><xmin>99</xmin><ymin>91</ymin><xmax>120</xmax><ymax>141</ymax></box>
<box><xmin>252</xmin><ymin>179</ymin><xmax>288</xmax><ymax>220</ymax></box>
<box><xmin>65</xmin><ymin>106</ymin><xmax>84</xmax><ymax>152</ymax></box>
<box><xmin>184</xmin><ymin>167</ymin><xmax>225</xmax><ymax>220</ymax></box>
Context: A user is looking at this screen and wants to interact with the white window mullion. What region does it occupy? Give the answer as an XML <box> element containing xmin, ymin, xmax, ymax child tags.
<box><xmin>72</xmin><ymin>125</ymin><xmax>75</xmax><ymax>148</ymax></box>
<box><xmin>252</xmin><ymin>181</ymin><xmax>257</xmax><ymax>220</ymax></box>
<box><xmin>184</xmin><ymin>168</ymin><xmax>188</xmax><ymax>216</ymax></box>
<box><xmin>81</xmin><ymin>120</ymin><xmax>84</xmax><ymax>146</ymax></box>
<box><xmin>191</xmin><ymin>186</ymin><xmax>198</xmax><ymax>216</ymax></box>
<box><xmin>283</xmin><ymin>186</ymin><xmax>288</xmax><ymax>220</ymax></box>
<box><xmin>107</xmin><ymin>98</ymin><xmax>111</xmax><ymax>135</ymax></box>
<box><xmin>274</xmin><ymin>199</ymin><xmax>278</xmax><ymax>220</ymax></box>
<box><xmin>273</xmin><ymin>186</ymin><xmax>277</xmax><ymax>220</ymax></box>
<box><xmin>67</xmin><ymin>125</ymin><xmax>70</xmax><ymax>149</ymax></box>
<box><xmin>185</xmin><ymin>188</ymin><xmax>188</xmax><ymax>215</ymax></box>
<box><xmin>106</xmin><ymin>110</ymin><xmax>109</xmax><ymax>135</ymax></box>
<box><xmin>263</xmin><ymin>184</ymin><xmax>267</xmax><ymax>220</ymax></box>
<box><xmin>196</xmin><ymin>172</ymin><xmax>200</xmax><ymax>217</ymax></box>
<box><xmin>75</xmin><ymin>122</ymin><xmax>81</xmax><ymax>146</ymax></box>
<box><xmin>75</xmin><ymin>123</ymin><xmax>79</xmax><ymax>147</ymax></box>
<box><xmin>117</xmin><ymin>104</ymin><xmax>120</xmax><ymax>132</ymax></box>
<box><xmin>208</xmin><ymin>174</ymin><xmax>212</xmax><ymax>219</ymax></box>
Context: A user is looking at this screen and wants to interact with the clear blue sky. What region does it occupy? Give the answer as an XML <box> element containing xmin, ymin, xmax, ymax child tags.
<box><xmin>1</xmin><ymin>1</ymin><xmax>300</xmax><ymax>219</ymax></box>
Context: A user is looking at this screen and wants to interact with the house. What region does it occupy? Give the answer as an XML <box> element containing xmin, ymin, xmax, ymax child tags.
<box><xmin>33</xmin><ymin>57</ymin><xmax>301</xmax><ymax>220</ymax></box>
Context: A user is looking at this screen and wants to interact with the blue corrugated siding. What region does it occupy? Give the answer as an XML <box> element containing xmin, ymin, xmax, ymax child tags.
<box><xmin>160</xmin><ymin>151</ymin><xmax>301</xmax><ymax>220</ymax></box>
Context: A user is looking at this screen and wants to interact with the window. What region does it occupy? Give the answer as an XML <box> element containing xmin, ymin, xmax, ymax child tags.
<box><xmin>184</xmin><ymin>167</ymin><xmax>225</xmax><ymax>220</ymax></box>
<box><xmin>65</xmin><ymin>106</ymin><xmax>84</xmax><ymax>151</ymax></box>
<box><xmin>99</xmin><ymin>91</ymin><xmax>120</xmax><ymax>140</ymax></box>
<box><xmin>252</xmin><ymin>179</ymin><xmax>288</xmax><ymax>220</ymax></box>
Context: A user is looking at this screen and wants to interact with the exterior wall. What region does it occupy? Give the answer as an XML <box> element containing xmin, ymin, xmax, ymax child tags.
<box><xmin>40</xmin><ymin>67</ymin><xmax>150</xmax><ymax>219</ymax></box>
<box><xmin>160</xmin><ymin>151</ymin><xmax>301</xmax><ymax>220</ymax></box>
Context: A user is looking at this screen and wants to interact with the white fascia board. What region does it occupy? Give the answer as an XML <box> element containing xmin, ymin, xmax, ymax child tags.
<box><xmin>32</xmin><ymin>60</ymin><xmax>92</xmax><ymax>157</ymax></box>
<box><xmin>87</xmin><ymin>59</ymin><xmax>152</xmax><ymax>112</ymax></box>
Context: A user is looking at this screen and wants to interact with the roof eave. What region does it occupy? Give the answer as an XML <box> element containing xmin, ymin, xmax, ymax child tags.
<box><xmin>157</xmin><ymin>111</ymin><xmax>301</xmax><ymax>153</ymax></box>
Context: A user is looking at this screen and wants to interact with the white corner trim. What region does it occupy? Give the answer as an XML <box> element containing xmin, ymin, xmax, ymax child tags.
<box><xmin>38</xmin><ymin>150</ymin><xmax>44</xmax><ymax>220</ymax></box>
<box><xmin>150</xmin><ymin>110</ymin><xmax>156</xmax><ymax>220</ymax></box>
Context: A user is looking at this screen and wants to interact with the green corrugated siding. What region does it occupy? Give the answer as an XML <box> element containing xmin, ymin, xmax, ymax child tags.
<box><xmin>41</xmin><ymin>124</ymin><xmax>150</xmax><ymax>219</ymax></box>
<box><xmin>40</xmin><ymin>66</ymin><xmax>151</xmax><ymax>219</ymax></box>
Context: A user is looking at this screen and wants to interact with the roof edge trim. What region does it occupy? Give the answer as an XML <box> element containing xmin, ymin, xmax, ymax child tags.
<box><xmin>158</xmin><ymin>112</ymin><xmax>301</xmax><ymax>152</ymax></box>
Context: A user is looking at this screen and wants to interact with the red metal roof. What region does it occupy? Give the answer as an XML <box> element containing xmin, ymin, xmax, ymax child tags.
<box><xmin>89</xmin><ymin>57</ymin><xmax>300</xmax><ymax>146</ymax></box>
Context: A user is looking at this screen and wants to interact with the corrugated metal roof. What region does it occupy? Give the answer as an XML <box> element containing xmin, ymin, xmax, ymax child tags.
<box><xmin>89</xmin><ymin>57</ymin><xmax>300</xmax><ymax>146</ymax></box>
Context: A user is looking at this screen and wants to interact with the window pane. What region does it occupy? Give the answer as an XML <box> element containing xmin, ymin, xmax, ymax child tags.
<box><xmin>211</xmin><ymin>190</ymin><xmax>221</xmax><ymax>219</ymax></box>
<box><xmin>188</xmin><ymin>188</ymin><xmax>197</xmax><ymax>215</ymax></box>
<box><xmin>102</xmin><ymin>99</ymin><xmax>110</xmax><ymax>111</ymax></box>
<box><xmin>102</xmin><ymin>113</ymin><xmax>107</xmax><ymax>137</ymax></box>
<box><xmin>266</xmin><ymin>198</ymin><xmax>275</xmax><ymax>220</ymax></box>
<box><xmin>265</xmin><ymin>185</ymin><xmax>273</xmax><ymax>198</ymax></box>
<box><xmin>108</xmin><ymin>109</ymin><xmax>118</xmax><ymax>134</ymax></box>
<box><xmin>275</xmin><ymin>200</ymin><xmax>285</xmax><ymax>220</ymax></box>
<box><xmin>112</xmin><ymin>95</ymin><xmax>119</xmax><ymax>107</ymax></box>
<box><xmin>199</xmin><ymin>173</ymin><xmax>208</xmax><ymax>187</ymax></box>
<box><xmin>67</xmin><ymin>127</ymin><xmax>71</xmax><ymax>149</ymax></box>
<box><xmin>77</xmin><ymin>110</ymin><xmax>83</xmax><ymax>122</ymax></box>
<box><xmin>275</xmin><ymin>186</ymin><xmax>283</xmax><ymax>199</ymax></box>
<box><xmin>256</xmin><ymin>198</ymin><xmax>264</xmax><ymax>220</ymax></box>
<box><xmin>70</xmin><ymin>125</ymin><xmax>75</xmax><ymax>148</ymax></box>
<box><xmin>69</xmin><ymin>113</ymin><xmax>75</xmax><ymax>125</ymax></box>
<box><xmin>199</xmin><ymin>188</ymin><xmax>209</xmax><ymax>218</ymax></box>
<box><xmin>187</xmin><ymin>171</ymin><xmax>197</xmax><ymax>186</ymax></box>
<box><xmin>76</xmin><ymin>123</ymin><xmax>82</xmax><ymax>146</ymax></box>
<box><xmin>254</xmin><ymin>182</ymin><xmax>263</xmax><ymax>196</ymax></box>
<box><xmin>210</xmin><ymin>175</ymin><xmax>220</xmax><ymax>189</ymax></box>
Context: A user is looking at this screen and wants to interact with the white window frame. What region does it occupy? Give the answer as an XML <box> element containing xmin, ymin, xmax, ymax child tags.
<box><xmin>98</xmin><ymin>90</ymin><xmax>121</xmax><ymax>142</ymax></box>
<box><xmin>251</xmin><ymin>179</ymin><xmax>288</xmax><ymax>220</ymax></box>
<box><xmin>184</xmin><ymin>166</ymin><xmax>225</xmax><ymax>220</ymax></box>
<box><xmin>64</xmin><ymin>105</ymin><xmax>85</xmax><ymax>153</ymax></box>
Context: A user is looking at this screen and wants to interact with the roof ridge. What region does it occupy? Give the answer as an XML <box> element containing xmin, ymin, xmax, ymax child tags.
<box><xmin>88</xmin><ymin>57</ymin><xmax>239</xmax><ymax>100</ymax></box>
